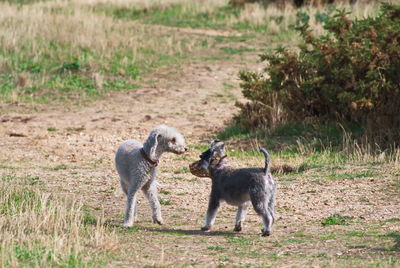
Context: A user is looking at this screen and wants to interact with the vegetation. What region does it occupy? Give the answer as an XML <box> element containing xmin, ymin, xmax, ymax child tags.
<box><xmin>0</xmin><ymin>0</ymin><xmax>399</xmax><ymax>267</ymax></box>
<box><xmin>229</xmin><ymin>0</ymin><xmax>382</xmax><ymax>8</ymax></box>
<box><xmin>0</xmin><ymin>0</ymin><xmax>386</xmax><ymax>103</ymax></box>
<box><xmin>0</xmin><ymin>175</ymin><xmax>116</xmax><ymax>267</ymax></box>
<box><xmin>0</xmin><ymin>1</ymin><xmax>213</xmax><ymax>102</ymax></box>
<box><xmin>236</xmin><ymin>3</ymin><xmax>400</xmax><ymax>147</ymax></box>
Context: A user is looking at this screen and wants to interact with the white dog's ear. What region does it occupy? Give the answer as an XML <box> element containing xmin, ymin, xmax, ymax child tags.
<box><xmin>148</xmin><ymin>133</ymin><xmax>160</xmax><ymax>159</ymax></box>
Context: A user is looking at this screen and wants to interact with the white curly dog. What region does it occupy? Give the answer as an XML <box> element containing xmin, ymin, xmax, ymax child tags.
<box><xmin>115</xmin><ymin>125</ymin><xmax>188</xmax><ymax>227</ymax></box>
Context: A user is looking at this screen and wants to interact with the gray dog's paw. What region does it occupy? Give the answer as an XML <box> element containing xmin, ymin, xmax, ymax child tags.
<box><xmin>153</xmin><ymin>218</ymin><xmax>164</xmax><ymax>225</ymax></box>
<box><xmin>201</xmin><ymin>226</ymin><xmax>211</xmax><ymax>232</ymax></box>
<box><xmin>261</xmin><ymin>229</ymin><xmax>271</xmax><ymax>237</ymax></box>
<box><xmin>233</xmin><ymin>225</ymin><xmax>242</xmax><ymax>232</ymax></box>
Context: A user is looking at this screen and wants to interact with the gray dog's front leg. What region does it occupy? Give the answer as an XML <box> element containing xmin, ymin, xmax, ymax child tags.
<box><xmin>201</xmin><ymin>195</ymin><xmax>220</xmax><ymax>231</ymax></box>
<box><xmin>234</xmin><ymin>202</ymin><xmax>249</xmax><ymax>232</ymax></box>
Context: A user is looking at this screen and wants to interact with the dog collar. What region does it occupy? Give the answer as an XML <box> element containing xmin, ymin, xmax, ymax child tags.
<box><xmin>214</xmin><ymin>155</ymin><xmax>228</xmax><ymax>169</ymax></box>
<box><xmin>216</xmin><ymin>163</ymin><xmax>229</xmax><ymax>169</ymax></box>
<box><xmin>140</xmin><ymin>148</ymin><xmax>159</xmax><ymax>167</ymax></box>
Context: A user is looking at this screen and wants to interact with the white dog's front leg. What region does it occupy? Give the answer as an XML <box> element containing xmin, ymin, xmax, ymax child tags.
<box><xmin>143</xmin><ymin>181</ymin><xmax>163</xmax><ymax>225</ymax></box>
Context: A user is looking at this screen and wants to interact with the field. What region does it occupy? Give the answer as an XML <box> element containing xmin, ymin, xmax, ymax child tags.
<box><xmin>0</xmin><ymin>0</ymin><xmax>399</xmax><ymax>267</ymax></box>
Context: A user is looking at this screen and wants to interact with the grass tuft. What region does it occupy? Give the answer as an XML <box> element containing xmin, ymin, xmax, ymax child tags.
<box><xmin>321</xmin><ymin>214</ymin><xmax>353</xmax><ymax>226</ymax></box>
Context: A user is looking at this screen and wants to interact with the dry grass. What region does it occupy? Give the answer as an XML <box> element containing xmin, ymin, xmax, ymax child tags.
<box><xmin>0</xmin><ymin>0</ymin><xmax>393</xmax><ymax>102</ymax></box>
<box><xmin>1</xmin><ymin>1</ymin><xmax>399</xmax><ymax>267</ymax></box>
<box><xmin>89</xmin><ymin>0</ymin><xmax>394</xmax><ymax>34</ymax></box>
<box><xmin>0</xmin><ymin>0</ymin><xmax>210</xmax><ymax>101</ymax></box>
<box><xmin>0</xmin><ymin>1</ymin><xmax>195</xmax><ymax>56</ymax></box>
<box><xmin>0</xmin><ymin>175</ymin><xmax>118</xmax><ymax>267</ymax></box>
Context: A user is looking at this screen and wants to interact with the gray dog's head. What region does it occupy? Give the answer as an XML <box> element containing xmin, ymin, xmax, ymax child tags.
<box><xmin>145</xmin><ymin>125</ymin><xmax>188</xmax><ymax>159</ymax></box>
<box><xmin>197</xmin><ymin>140</ymin><xmax>226</xmax><ymax>172</ymax></box>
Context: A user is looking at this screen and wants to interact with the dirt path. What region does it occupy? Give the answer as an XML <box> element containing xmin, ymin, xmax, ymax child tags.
<box><xmin>1</xmin><ymin>30</ymin><xmax>399</xmax><ymax>267</ymax></box>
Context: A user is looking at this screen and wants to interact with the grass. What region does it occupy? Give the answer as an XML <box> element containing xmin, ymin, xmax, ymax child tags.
<box><xmin>0</xmin><ymin>1</ymin><xmax>215</xmax><ymax>102</ymax></box>
<box><xmin>51</xmin><ymin>164</ymin><xmax>67</xmax><ymax>171</ymax></box>
<box><xmin>321</xmin><ymin>214</ymin><xmax>354</xmax><ymax>226</ymax></box>
<box><xmin>207</xmin><ymin>246</ymin><xmax>226</xmax><ymax>251</ymax></box>
<box><xmin>98</xmin><ymin>0</ymin><xmax>382</xmax><ymax>35</ymax></box>
<box><xmin>0</xmin><ymin>175</ymin><xmax>117</xmax><ymax>267</ymax></box>
<box><xmin>173</xmin><ymin>167</ymin><xmax>190</xmax><ymax>174</ymax></box>
<box><xmin>159</xmin><ymin>198</ymin><xmax>172</xmax><ymax>205</ymax></box>
<box><xmin>1</xmin><ymin>1</ymin><xmax>398</xmax><ymax>267</ymax></box>
<box><xmin>218</xmin><ymin>120</ymin><xmax>400</xmax><ymax>165</ymax></box>
<box><xmin>0</xmin><ymin>0</ymin><xmax>384</xmax><ymax>103</ymax></box>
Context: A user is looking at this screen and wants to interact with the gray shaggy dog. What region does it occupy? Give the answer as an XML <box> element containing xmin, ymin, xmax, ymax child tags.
<box><xmin>195</xmin><ymin>140</ymin><xmax>276</xmax><ymax>236</ymax></box>
<box><xmin>115</xmin><ymin>125</ymin><xmax>188</xmax><ymax>228</ymax></box>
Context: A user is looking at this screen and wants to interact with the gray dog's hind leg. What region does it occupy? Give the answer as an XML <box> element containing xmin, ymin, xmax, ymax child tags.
<box><xmin>201</xmin><ymin>195</ymin><xmax>220</xmax><ymax>231</ymax></box>
<box><xmin>142</xmin><ymin>181</ymin><xmax>163</xmax><ymax>225</ymax></box>
<box><xmin>260</xmin><ymin>210</ymin><xmax>274</xmax><ymax>236</ymax></box>
<box><xmin>251</xmin><ymin>193</ymin><xmax>273</xmax><ymax>236</ymax></box>
<box><xmin>268</xmin><ymin>196</ymin><xmax>275</xmax><ymax>224</ymax></box>
<box><xmin>234</xmin><ymin>202</ymin><xmax>249</xmax><ymax>232</ymax></box>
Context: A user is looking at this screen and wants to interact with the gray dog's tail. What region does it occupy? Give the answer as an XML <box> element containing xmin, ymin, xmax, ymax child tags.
<box><xmin>259</xmin><ymin>148</ymin><xmax>270</xmax><ymax>174</ymax></box>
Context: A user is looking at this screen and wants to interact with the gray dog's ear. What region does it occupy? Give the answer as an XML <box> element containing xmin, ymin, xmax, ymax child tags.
<box><xmin>210</xmin><ymin>139</ymin><xmax>220</xmax><ymax>149</ymax></box>
<box><xmin>148</xmin><ymin>133</ymin><xmax>161</xmax><ymax>159</ymax></box>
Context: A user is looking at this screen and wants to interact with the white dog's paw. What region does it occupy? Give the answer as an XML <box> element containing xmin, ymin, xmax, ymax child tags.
<box><xmin>122</xmin><ymin>222</ymin><xmax>134</xmax><ymax>228</ymax></box>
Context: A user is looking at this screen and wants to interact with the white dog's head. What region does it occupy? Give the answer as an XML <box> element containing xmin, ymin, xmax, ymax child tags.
<box><xmin>145</xmin><ymin>125</ymin><xmax>188</xmax><ymax>158</ymax></box>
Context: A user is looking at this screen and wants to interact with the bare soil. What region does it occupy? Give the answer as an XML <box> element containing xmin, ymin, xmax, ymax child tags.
<box><xmin>1</xmin><ymin>30</ymin><xmax>399</xmax><ymax>267</ymax></box>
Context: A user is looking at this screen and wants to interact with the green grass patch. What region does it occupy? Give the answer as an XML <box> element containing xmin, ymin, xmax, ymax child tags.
<box><xmin>379</xmin><ymin>231</ymin><xmax>400</xmax><ymax>251</ymax></box>
<box><xmin>159</xmin><ymin>198</ymin><xmax>171</xmax><ymax>205</ymax></box>
<box><xmin>173</xmin><ymin>167</ymin><xmax>190</xmax><ymax>174</ymax></box>
<box><xmin>207</xmin><ymin>246</ymin><xmax>226</xmax><ymax>251</ymax></box>
<box><xmin>1</xmin><ymin>0</ymin><xmax>46</xmax><ymax>4</ymax></box>
<box><xmin>101</xmin><ymin>4</ymin><xmax>265</xmax><ymax>32</ymax></box>
<box><xmin>346</xmin><ymin>231</ymin><xmax>365</xmax><ymax>237</ymax></box>
<box><xmin>189</xmin><ymin>144</ymin><xmax>210</xmax><ymax>152</ymax></box>
<box><xmin>0</xmin><ymin>165</ymin><xmax>18</xmax><ymax>170</ymax></box>
<box><xmin>327</xmin><ymin>173</ymin><xmax>355</xmax><ymax>180</ymax></box>
<box><xmin>384</xmin><ymin>218</ymin><xmax>400</xmax><ymax>223</ymax></box>
<box><xmin>220</xmin><ymin>46</ymin><xmax>255</xmax><ymax>55</ymax></box>
<box><xmin>217</xmin><ymin>124</ymin><xmax>250</xmax><ymax>140</ymax></box>
<box><xmin>328</xmin><ymin>171</ymin><xmax>377</xmax><ymax>180</ymax></box>
<box><xmin>279</xmin><ymin>176</ymin><xmax>297</xmax><ymax>182</ymax></box>
<box><xmin>51</xmin><ymin>164</ymin><xmax>67</xmax><ymax>171</ymax></box>
<box><xmin>159</xmin><ymin>189</ymin><xmax>171</xmax><ymax>195</ymax></box>
<box><xmin>294</xmin><ymin>232</ymin><xmax>311</xmax><ymax>238</ymax></box>
<box><xmin>319</xmin><ymin>234</ymin><xmax>336</xmax><ymax>241</ymax></box>
<box><xmin>321</xmin><ymin>214</ymin><xmax>353</xmax><ymax>226</ymax></box>
<box><xmin>285</xmin><ymin>238</ymin><xmax>306</xmax><ymax>243</ymax></box>
<box><xmin>173</xmin><ymin>155</ymin><xmax>189</xmax><ymax>161</ymax></box>
<box><xmin>226</xmin><ymin>235</ymin><xmax>253</xmax><ymax>246</ymax></box>
<box><xmin>0</xmin><ymin>187</ymin><xmax>43</xmax><ymax>215</ymax></box>
<box><xmin>217</xmin><ymin>121</ymin><xmax>365</xmax><ymax>165</ymax></box>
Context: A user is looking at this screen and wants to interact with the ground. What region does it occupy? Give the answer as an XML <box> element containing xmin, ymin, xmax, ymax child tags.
<box><xmin>1</xmin><ymin>13</ymin><xmax>399</xmax><ymax>268</ymax></box>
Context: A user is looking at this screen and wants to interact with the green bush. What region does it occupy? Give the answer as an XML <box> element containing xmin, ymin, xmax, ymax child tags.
<box><xmin>236</xmin><ymin>3</ymin><xmax>400</xmax><ymax>146</ymax></box>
